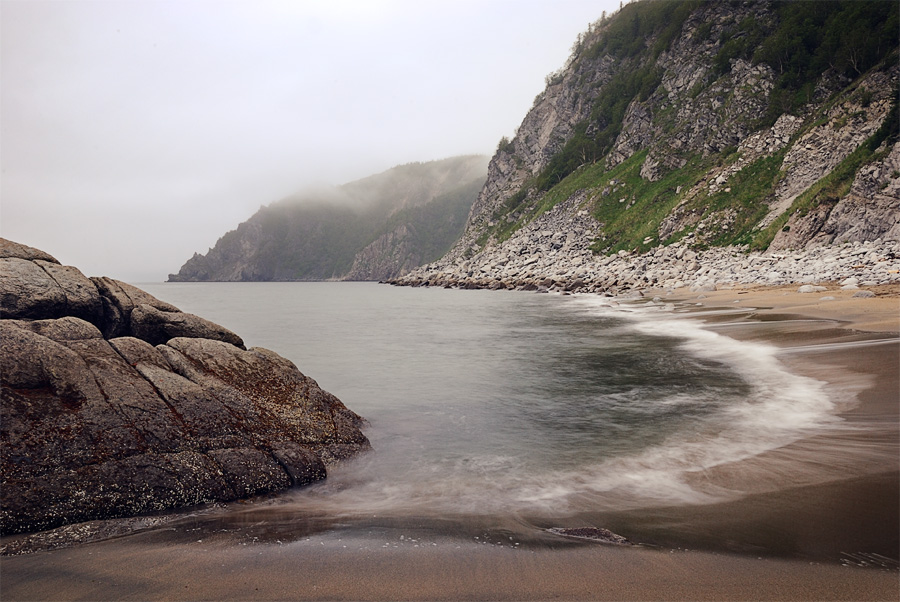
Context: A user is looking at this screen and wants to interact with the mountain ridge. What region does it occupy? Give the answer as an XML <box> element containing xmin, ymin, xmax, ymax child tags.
<box><xmin>168</xmin><ymin>155</ymin><xmax>488</xmax><ymax>282</ymax></box>
<box><xmin>392</xmin><ymin>0</ymin><xmax>898</xmax><ymax>292</ymax></box>
<box><xmin>448</xmin><ymin>0</ymin><xmax>898</xmax><ymax>262</ymax></box>
<box><xmin>173</xmin><ymin>0</ymin><xmax>898</xmax><ymax>287</ymax></box>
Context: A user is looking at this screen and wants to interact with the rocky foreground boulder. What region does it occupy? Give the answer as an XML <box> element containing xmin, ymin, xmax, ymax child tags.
<box><xmin>0</xmin><ymin>239</ymin><xmax>369</xmax><ymax>535</ymax></box>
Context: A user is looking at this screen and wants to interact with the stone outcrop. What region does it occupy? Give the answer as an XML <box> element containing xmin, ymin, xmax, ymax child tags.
<box><xmin>760</xmin><ymin>70</ymin><xmax>898</xmax><ymax>230</ymax></box>
<box><xmin>769</xmin><ymin>140</ymin><xmax>900</xmax><ymax>250</ymax></box>
<box><xmin>1</xmin><ymin>239</ymin><xmax>369</xmax><ymax>535</ymax></box>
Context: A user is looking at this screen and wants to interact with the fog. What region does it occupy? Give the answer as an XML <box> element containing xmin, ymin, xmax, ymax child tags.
<box><xmin>2</xmin><ymin>0</ymin><xmax>621</xmax><ymax>282</ymax></box>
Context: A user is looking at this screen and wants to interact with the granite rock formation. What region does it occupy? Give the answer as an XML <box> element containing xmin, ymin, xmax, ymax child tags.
<box><xmin>0</xmin><ymin>239</ymin><xmax>369</xmax><ymax>535</ymax></box>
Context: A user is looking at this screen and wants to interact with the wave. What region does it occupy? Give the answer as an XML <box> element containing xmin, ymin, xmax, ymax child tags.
<box><xmin>269</xmin><ymin>295</ymin><xmax>850</xmax><ymax>521</ymax></box>
<box><xmin>541</xmin><ymin>297</ymin><xmax>844</xmax><ymax>505</ymax></box>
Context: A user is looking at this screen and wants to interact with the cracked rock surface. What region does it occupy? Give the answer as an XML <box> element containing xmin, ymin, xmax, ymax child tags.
<box><xmin>0</xmin><ymin>239</ymin><xmax>369</xmax><ymax>535</ymax></box>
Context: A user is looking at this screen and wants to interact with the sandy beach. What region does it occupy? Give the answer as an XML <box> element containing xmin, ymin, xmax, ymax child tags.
<box><xmin>2</xmin><ymin>533</ymin><xmax>898</xmax><ymax>601</ymax></box>
<box><xmin>2</xmin><ymin>283</ymin><xmax>898</xmax><ymax>601</ymax></box>
<box><xmin>683</xmin><ymin>282</ymin><xmax>900</xmax><ymax>334</ymax></box>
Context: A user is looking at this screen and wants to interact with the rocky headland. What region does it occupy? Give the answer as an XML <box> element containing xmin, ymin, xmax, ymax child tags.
<box><xmin>391</xmin><ymin>1</ymin><xmax>899</xmax><ymax>297</ymax></box>
<box><xmin>389</xmin><ymin>197</ymin><xmax>900</xmax><ymax>296</ymax></box>
<box><xmin>0</xmin><ymin>238</ymin><xmax>369</xmax><ymax>535</ymax></box>
<box><xmin>167</xmin><ymin>3</ymin><xmax>898</xmax><ymax>296</ymax></box>
<box><xmin>169</xmin><ymin>155</ymin><xmax>488</xmax><ymax>282</ymax></box>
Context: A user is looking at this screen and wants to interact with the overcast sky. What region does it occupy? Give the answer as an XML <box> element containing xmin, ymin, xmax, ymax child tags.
<box><xmin>2</xmin><ymin>0</ymin><xmax>621</xmax><ymax>282</ymax></box>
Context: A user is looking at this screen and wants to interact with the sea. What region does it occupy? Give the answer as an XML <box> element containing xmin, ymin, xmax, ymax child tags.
<box><xmin>135</xmin><ymin>281</ymin><xmax>892</xmax><ymax>558</ymax></box>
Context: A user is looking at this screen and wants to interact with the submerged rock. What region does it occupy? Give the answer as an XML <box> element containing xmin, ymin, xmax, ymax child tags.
<box><xmin>0</xmin><ymin>238</ymin><xmax>369</xmax><ymax>535</ymax></box>
<box><xmin>546</xmin><ymin>527</ymin><xmax>632</xmax><ymax>545</ymax></box>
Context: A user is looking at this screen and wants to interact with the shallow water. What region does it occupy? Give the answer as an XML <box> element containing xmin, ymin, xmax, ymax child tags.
<box><xmin>131</xmin><ymin>282</ymin><xmax>876</xmax><ymax>545</ymax></box>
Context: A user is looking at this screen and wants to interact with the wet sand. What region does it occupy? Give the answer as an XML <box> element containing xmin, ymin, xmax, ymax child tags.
<box><xmin>685</xmin><ymin>282</ymin><xmax>900</xmax><ymax>334</ymax></box>
<box><xmin>2</xmin><ymin>283</ymin><xmax>898</xmax><ymax>601</ymax></box>
<box><xmin>2</xmin><ymin>534</ymin><xmax>898</xmax><ymax>601</ymax></box>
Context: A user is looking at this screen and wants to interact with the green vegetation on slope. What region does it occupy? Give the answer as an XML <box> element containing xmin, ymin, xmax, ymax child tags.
<box><xmin>473</xmin><ymin>0</ymin><xmax>898</xmax><ymax>258</ymax></box>
<box><xmin>754</xmin><ymin>1</ymin><xmax>898</xmax><ymax>124</ymax></box>
<box><xmin>589</xmin><ymin>152</ymin><xmax>711</xmax><ymax>254</ymax></box>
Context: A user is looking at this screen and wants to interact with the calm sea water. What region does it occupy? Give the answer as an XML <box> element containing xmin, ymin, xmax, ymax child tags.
<box><xmin>137</xmin><ymin>282</ymin><xmax>847</xmax><ymax>547</ymax></box>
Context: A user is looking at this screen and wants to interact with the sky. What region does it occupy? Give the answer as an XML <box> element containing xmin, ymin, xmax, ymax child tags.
<box><xmin>2</xmin><ymin>0</ymin><xmax>622</xmax><ymax>282</ymax></box>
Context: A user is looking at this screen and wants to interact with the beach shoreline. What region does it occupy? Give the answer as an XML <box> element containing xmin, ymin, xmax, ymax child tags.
<box><xmin>673</xmin><ymin>281</ymin><xmax>900</xmax><ymax>334</ymax></box>
<box><xmin>2</xmin><ymin>533</ymin><xmax>898</xmax><ymax>601</ymax></box>
<box><xmin>2</xmin><ymin>284</ymin><xmax>898</xmax><ymax>601</ymax></box>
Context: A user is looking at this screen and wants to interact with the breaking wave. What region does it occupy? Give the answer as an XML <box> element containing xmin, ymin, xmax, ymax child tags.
<box><xmin>273</xmin><ymin>293</ymin><xmax>843</xmax><ymax>519</ymax></box>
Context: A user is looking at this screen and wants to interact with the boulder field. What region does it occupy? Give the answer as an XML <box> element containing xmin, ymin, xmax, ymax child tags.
<box><xmin>0</xmin><ymin>239</ymin><xmax>369</xmax><ymax>535</ymax></box>
<box><xmin>390</xmin><ymin>194</ymin><xmax>900</xmax><ymax>295</ymax></box>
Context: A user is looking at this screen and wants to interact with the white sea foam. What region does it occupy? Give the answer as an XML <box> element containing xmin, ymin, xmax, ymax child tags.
<box><xmin>536</xmin><ymin>296</ymin><xmax>845</xmax><ymax>507</ymax></box>
<box><xmin>270</xmin><ymin>295</ymin><xmax>855</xmax><ymax>520</ymax></box>
<box><xmin>178</xmin><ymin>284</ymin><xmax>862</xmax><ymax>523</ymax></box>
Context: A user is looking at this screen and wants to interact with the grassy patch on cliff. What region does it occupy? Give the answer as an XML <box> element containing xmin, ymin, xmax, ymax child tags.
<box><xmin>514</xmin><ymin>144</ymin><xmax>785</xmax><ymax>256</ymax></box>
<box><xmin>469</xmin><ymin>1</ymin><xmax>899</xmax><ymax>259</ymax></box>
<box><xmin>588</xmin><ymin>152</ymin><xmax>710</xmax><ymax>254</ymax></box>
<box><xmin>481</xmin><ymin>150</ymin><xmax>713</xmax><ymax>256</ymax></box>
<box><xmin>683</xmin><ymin>150</ymin><xmax>788</xmax><ymax>250</ymax></box>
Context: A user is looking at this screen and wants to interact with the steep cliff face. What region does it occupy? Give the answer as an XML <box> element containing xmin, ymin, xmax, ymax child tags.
<box><xmin>169</xmin><ymin>155</ymin><xmax>488</xmax><ymax>282</ymax></box>
<box><xmin>445</xmin><ymin>0</ymin><xmax>898</xmax><ymax>267</ymax></box>
<box><xmin>769</xmin><ymin>139</ymin><xmax>900</xmax><ymax>250</ymax></box>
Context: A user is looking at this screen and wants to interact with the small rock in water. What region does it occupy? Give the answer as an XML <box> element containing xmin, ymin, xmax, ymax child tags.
<box><xmin>797</xmin><ymin>284</ymin><xmax>828</xmax><ymax>293</ymax></box>
<box><xmin>546</xmin><ymin>527</ymin><xmax>631</xmax><ymax>545</ymax></box>
<box><xmin>852</xmin><ymin>290</ymin><xmax>877</xmax><ymax>298</ymax></box>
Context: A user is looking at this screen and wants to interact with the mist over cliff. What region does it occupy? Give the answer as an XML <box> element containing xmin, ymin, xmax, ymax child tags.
<box><xmin>169</xmin><ymin>155</ymin><xmax>488</xmax><ymax>282</ymax></box>
<box><xmin>173</xmin><ymin>0</ymin><xmax>898</xmax><ymax>286</ymax></box>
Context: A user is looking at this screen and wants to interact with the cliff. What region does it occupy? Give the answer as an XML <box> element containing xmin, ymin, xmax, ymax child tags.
<box><xmin>397</xmin><ymin>0</ymin><xmax>898</xmax><ymax>291</ymax></box>
<box><xmin>169</xmin><ymin>155</ymin><xmax>488</xmax><ymax>282</ymax></box>
<box><xmin>1</xmin><ymin>239</ymin><xmax>369</xmax><ymax>535</ymax></box>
